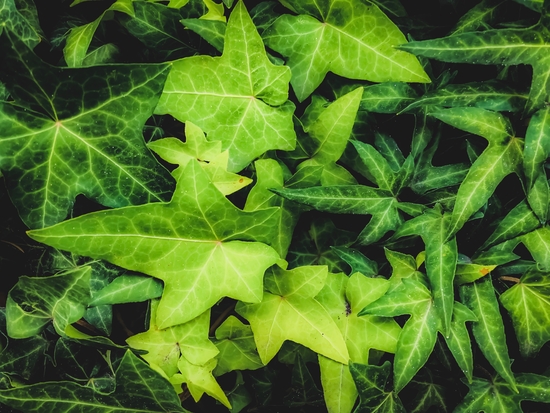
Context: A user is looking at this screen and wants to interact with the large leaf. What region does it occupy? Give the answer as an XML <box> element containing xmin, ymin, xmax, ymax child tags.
<box><xmin>263</xmin><ymin>0</ymin><xmax>429</xmax><ymax>101</ymax></box>
<box><xmin>155</xmin><ymin>1</ymin><xmax>296</xmax><ymax>172</ymax></box>
<box><xmin>236</xmin><ymin>265</ymin><xmax>349</xmax><ymax>365</ymax></box>
<box><xmin>28</xmin><ymin>160</ymin><xmax>280</xmax><ymax>328</ymax></box>
<box><xmin>399</xmin><ymin>5</ymin><xmax>550</xmax><ymax>114</ymax></box>
<box><xmin>6</xmin><ymin>266</ymin><xmax>91</xmax><ymax>338</ymax></box>
<box><xmin>0</xmin><ymin>350</ymin><xmax>189</xmax><ymax>412</ymax></box>
<box><xmin>316</xmin><ymin>272</ymin><xmax>401</xmax><ymax>413</ymax></box>
<box><xmin>500</xmin><ymin>267</ymin><xmax>550</xmax><ymax>357</ymax></box>
<box><xmin>0</xmin><ymin>30</ymin><xmax>174</xmax><ymax>229</ymax></box>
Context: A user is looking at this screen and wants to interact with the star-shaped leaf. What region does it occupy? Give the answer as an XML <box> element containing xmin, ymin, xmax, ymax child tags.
<box><xmin>262</xmin><ymin>0</ymin><xmax>429</xmax><ymax>101</ymax></box>
<box><xmin>500</xmin><ymin>267</ymin><xmax>550</xmax><ymax>357</ymax></box>
<box><xmin>212</xmin><ymin>315</ymin><xmax>264</xmax><ymax>376</ymax></box>
<box><xmin>154</xmin><ymin>0</ymin><xmax>296</xmax><ymax>172</ymax></box>
<box><xmin>28</xmin><ymin>160</ymin><xmax>280</xmax><ymax>328</ymax></box>
<box><xmin>316</xmin><ymin>272</ymin><xmax>401</xmax><ymax>413</ymax></box>
<box><xmin>5</xmin><ymin>266</ymin><xmax>91</xmax><ymax>338</ymax></box>
<box><xmin>454</xmin><ymin>373</ymin><xmax>550</xmax><ymax>412</ymax></box>
<box><xmin>0</xmin><ymin>30</ymin><xmax>175</xmax><ymax>229</ymax></box>
<box><xmin>399</xmin><ymin>1</ymin><xmax>550</xmax><ymax>114</ymax></box>
<box><xmin>126</xmin><ymin>299</ymin><xmax>219</xmax><ymax>378</ymax></box>
<box><xmin>236</xmin><ymin>265</ymin><xmax>349</xmax><ymax>365</ymax></box>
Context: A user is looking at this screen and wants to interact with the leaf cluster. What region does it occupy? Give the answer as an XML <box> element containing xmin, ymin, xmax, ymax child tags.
<box><xmin>2</xmin><ymin>0</ymin><xmax>550</xmax><ymax>412</ymax></box>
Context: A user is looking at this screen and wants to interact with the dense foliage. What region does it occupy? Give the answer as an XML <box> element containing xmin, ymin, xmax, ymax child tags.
<box><xmin>2</xmin><ymin>0</ymin><xmax>550</xmax><ymax>412</ymax></box>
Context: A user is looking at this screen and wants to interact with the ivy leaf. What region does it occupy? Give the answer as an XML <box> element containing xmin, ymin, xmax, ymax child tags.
<box><xmin>399</xmin><ymin>5</ymin><xmax>550</xmax><ymax>114</ymax></box>
<box><xmin>5</xmin><ymin>266</ymin><xmax>91</xmax><ymax>339</ymax></box>
<box><xmin>0</xmin><ymin>30</ymin><xmax>175</xmax><ymax>229</ymax></box>
<box><xmin>454</xmin><ymin>373</ymin><xmax>550</xmax><ymax>412</ymax></box>
<box><xmin>89</xmin><ymin>274</ymin><xmax>163</xmax><ymax>306</ymax></box>
<box><xmin>263</xmin><ymin>0</ymin><xmax>429</xmax><ymax>101</ymax></box>
<box><xmin>521</xmin><ymin>226</ymin><xmax>550</xmax><ymax>269</ymax></box>
<box><xmin>212</xmin><ymin>315</ymin><xmax>264</xmax><ymax>376</ymax></box>
<box><xmin>28</xmin><ymin>160</ymin><xmax>280</xmax><ymax>329</ymax></box>
<box><xmin>0</xmin><ymin>0</ymin><xmax>41</xmax><ymax>48</ymax></box>
<box><xmin>500</xmin><ymin>267</ymin><xmax>550</xmax><ymax>357</ymax></box>
<box><xmin>148</xmin><ymin>121</ymin><xmax>252</xmax><ymax>196</ymax></box>
<box><xmin>459</xmin><ymin>276</ymin><xmax>517</xmax><ymax>391</ymax></box>
<box><xmin>126</xmin><ymin>299</ymin><xmax>219</xmax><ymax>378</ymax></box>
<box><xmin>316</xmin><ymin>272</ymin><xmax>401</xmax><ymax>413</ymax></box>
<box><xmin>360</xmin><ymin>82</ymin><xmax>418</xmax><ymax>114</ymax></box>
<box><xmin>350</xmin><ymin>361</ymin><xmax>406</xmax><ymax>413</ymax></box>
<box><xmin>236</xmin><ymin>265</ymin><xmax>349</xmax><ymax>365</ymax></box>
<box><xmin>429</xmin><ymin>108</ymin><xmax>522</xmax><ymax>236</ymax></box>
<box><xmin>359</xmin><ymin>277</ymin><xmax>439</xmax><ymax>393</ymax></box>
<box><xmin>0</xmin><ymin>350</ymin><xmax>189</xmax><ymax>413</ymax></box>
<box><xmin>155</xmin><ymin>1</ymin><xmax>296</xmax><ymax>172</ymax></box>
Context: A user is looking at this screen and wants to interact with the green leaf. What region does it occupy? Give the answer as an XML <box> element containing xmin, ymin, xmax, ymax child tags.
<box><xmin>89</xmin><ymin>274</ymin><xmax>163</xmax><ymax>306</ymax></box>
<box><xmin>6</xmin><ymin>266</ymin><xmax>91</xmax><ymax>338</ymax></box>
<box><xmin>284</xmin><ymin>354</ymin><xmax>324</xmax><ymax>408</ymax></box>
<box><xmin>429</xmin><ymin>108</ymin><xmax>522</xmax><ymax>236</ymax></box>
<box><xmin>455</xmin><ymin>373</ymin><xmax>550</xmax><ymax>412</ymax></box>
<box><xmin>522</xmin><ymin>226</ymin><xmax>550</xmax><ymax>270</ymax></box>
<box><xmin>459</xmin><ymin>276</ymin><xmax>517</xmax><ymax>391</ymax></box>
<box><xmin>500</xmin><ymin>268</ymin><xmax>550</xmax><ymax>357</ymax></box>
<box><xmin>399</xmin><ymin>12</ymin><xmax>550</xmax><ymax>114</ymax></box>
<box><xmin>316</xmin><ymin>272</ymin><xmax>401</xmax><ymax>412</ymax></box>
<box><xmin>350</xmin><ymin>361</ymin><xmax>406</xmax><ymax>413</ymax></box>
<box><xmin>524</xmin><ymin>107</ymin><xmax>550</xmax><ymax>198</ymax></box>
<box><xmin>401</xmin><ymin>80</ymin><xmax>527</xmax><ymax>113</ymax></box>
<box><xmin>331</xmin><ymin>246</ymin><xmax>378</xmax><ymax>277</ymax></box>
<box><xmin>126</xmin><ymin>300</ymin><xmax>219</xmax><ymax>377</ymax></box>
<box><xmin>450</xmin><ymin>0</ymin><xmax>507</xmax><ymax>35</ymax></box>
<box><xmin>0</xmin><ymin>350</ymin><xmax>188</xmax><ymax>412</ymax></box>
<box><xmin>359</xmin><ymin>278</ymin><xmax>438</xmax><ymax>393</ymax></box>
<box><xmin>0</xmin><ymin>30</ymin><xmax>174</xmax><ymax>229</ymax></box>
<box><xmin>263</xmin><ymin>0</ymin><xmax>429</xmax><ymax>101</ymax></box>
<box><xmin>28</xmin><ymin>160</ymin><xmax>280</xmax><ymax>328</ymax></box>
<box><xmin>212</xmin><ymin>315</ymin><xmax>264</xmax><ymax>376</ymax></box>
<box><xmin>0</xmin><ymin>0</ymin><xmax>41</xmax><ymax>48</ymax></box>
<box><xmin>455</xmin><ymin>262</ymin><xmax>496</xmax><ymax>285</ymax></box>
<box><xmin>443</xmin><ymin>302</ymin><xmax>477</xmax><ymax>383</ymax></box>
<box><xmin>236</xmin><ymin>265</ymin><xmax>349</xmax><ymax>365</ymax></box>
<box><xmin>155</xmin><ymin>1</ymin><xmax>296</xmax><ymax>172</ymax></box>
<box><xmin>360</xmin><ymin>82</ymin><xmax>418</xmax><ymax>113</ymax></box>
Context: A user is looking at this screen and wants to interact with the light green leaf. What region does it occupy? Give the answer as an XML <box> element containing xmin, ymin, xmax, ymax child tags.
<box><xmin>212</xmin><ymin>315</ymin><xmax>264</xmax><ymax>376</ymax></box>
<box><xmin>443</xmin><ymin>302</ymin><xmax>477</xmax><ymax>383</ymax></box>
<box><xmin>28</xmin><ymin>160</ymin><xmax>280</xmax><ymax>328</ymax></box>
<box><xmin>316</xmin><ymin>272</ymin><xmax>401</xmax><ymax>413</ymax></box>
<box><xmin>181</xmin><ymin>17</ymin><xmax>226</xmax><ymax>52</ymax></box>
<box><xmin>527</xmin><ymin>174</ymin><xmax>549</xmax><ymax>223</ymax></box>
<box><xmin>0</xmin><ymin>31</ymin><xmax>174</xmax><ymax>229</ymax></box>
<box><xmin>455</xmin><ymin>262</ymin><xmax>496</xmax><ymax>285</ymax></box>
<box><xmin>359</xmin><ymin>278</ymin><xmax>438</xmax><ymax>393</ymax></box>
<box><xmin>89</xmin><ymin>274</ymin><xmax>163</xmax><ymax>306</ymax></box>
<box><xmin>263</xmin><ymin>0</ymin><xmax>429</xmax><ymax>101</ymax></box>
<box><xmin>459</xmin><ymin>276</ymin><xmax>517</xmax><ymax>391</ymax></box>
<box><xmin>155</xmin><ymin>1</ymin><xmax>296</xmax><ymax>172</ymax></box>
<box><xmin>350</xmin><ymin>361</ymin><xmax>406</xmax><ymax>412</ymax></box>
<box><xmin>148</xmin><ymin>121</ymin><xmax>252</xmax><ymax>196</ymax></box>
<box><xmin>0</xmin><ymin>350</ymin><xmax>189</xmax><ymax>412</ymax></box>
<box><xmin>352</xmin><ymin>140</ymin><xmax>396</xmax><ymax>192</ymax></box>
<box><xmin>500</xmin><ymin>268</ymin><xmax>550</xmax><ymax>357</ymax></box>
<box><xmin>236</xmin><ymin>265</ymin><xmax>349</xmax><ymax>365</ymax></box>
<box><xmin>399</xmin><ymin>13</ymin><xmax>550</xmax><ymax>114</ymax></box>
<box><xmin>455</xmin><ymin>373</ymin><xmax>550</xmax><ymax>413</ymax></box>
<box><xmin>6</xmin><ymin>266</ymin><xmax>91</xmax><ymax>338</ymax></box>
<box><xmin>126</xmin><ymin>300</ymin><xmax>218</xmax><ymax>378</ymax></box>
<box><xmin>524</xmin><ymin>107</ymin><xmax>550</xmax><ymax>194</ymax></box>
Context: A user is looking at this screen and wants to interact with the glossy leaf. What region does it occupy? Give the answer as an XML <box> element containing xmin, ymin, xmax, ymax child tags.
<box><xmin>263</xmin><ymin>0</ymin><xmax>429</xmax><ymax>101</ymax></box>
<box><xmin>0</xmin><ymin>350</ymin><xmax>188</xmax><ymax>412</ymax></box>
<box><xmin>0</xmin><ymin>0</ymin><xmax>41</xmax><ymax>48</ymax></box>
<box><xmin>451</xmin><ymin>0</ymin><xmax>507</xmax><ymax>35</ymax></box>
<box><xmin>400</xmin><ymin>11</ymin><xmax>550</xmax><ymax>114</ymax></box>
<box><xmin>236</xmin><ymin>265</ymin><xmax>349</xmax><ymax>365</ymax></box>
<box><xmin>212</xmin><ymin>315</ymin><xmax>264</xmax><ymax>376</ymax></box>
<box><xmin>6</xmin><ymin>266</ymin><xmax>91</xmax><ymax>338</ymax></box>
<box><xmin>522</xmin><ymin>226</ymin><xmax>550</xmax><ymax>270</ymax></box>
<box><xmin>89</xmin><ymin>274</ymin><xmax>163</xmax><ymax>306</ymax></box>
<box><xmin>360</xmin><ymin>82</ymin><xmax>418</xmax><ymax>113</ymax></box>
<box><xmin>28</xmin><ymin>160</ymin><xmax>280</xmax><ymax>328</ymax></box>
<box><xmin>0</xmin><ymin>30</ymin><xmax>174</xmax><ymax>229</ymax></box>
<box><xmin>350</xmin><ymin>361</ymin><xmax>405</xmax><ymax>413</ymax></box>
<box><xmin>155</xmin><ymin>1</ymin><xmax>296</xmax><ymax>172</ymax></box>
<box><xmin>443</xmin><ymin>302</ymin><xmax>477</xmax><ymax>383</ymax></box>
<box><xmin>500</xmin><ymin>268</ymin><xmax>550</xmax><ymax>357</ymax></box>
<box><xmin>459</xmin><ymin>276</ymin><xmax>517</xmax><ymax>391</ymax></box>
<box><xmin>455</xmin><ymin>373</ymin><xmax>550</xmax><ymax>412</ymax></box>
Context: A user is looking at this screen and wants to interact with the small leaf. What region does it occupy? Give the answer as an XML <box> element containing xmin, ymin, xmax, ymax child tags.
<box><xmin>89</xmin><ymin>275</ymin><xmax>163</xmax><ymax>306</ymax></box>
